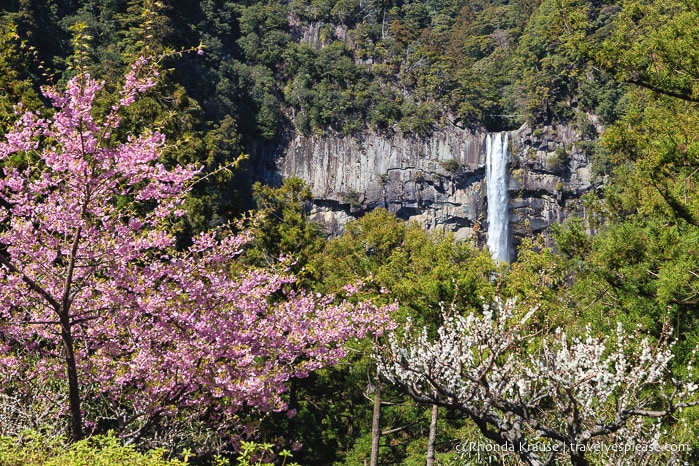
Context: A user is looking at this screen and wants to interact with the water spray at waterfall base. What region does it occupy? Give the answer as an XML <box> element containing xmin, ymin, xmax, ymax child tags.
<box><xmin>486</xmin><ymin>133</ymin><xmax>511</xmax><ymax>264</ymax></box>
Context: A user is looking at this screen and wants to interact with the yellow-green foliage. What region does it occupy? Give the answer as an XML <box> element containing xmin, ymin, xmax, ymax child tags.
<box><xmin>0</xmin><ymin>431</ymin><xmax>187</xmax><ymax>466</ymax></box>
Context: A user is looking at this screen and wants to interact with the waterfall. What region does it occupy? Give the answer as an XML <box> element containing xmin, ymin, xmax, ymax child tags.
<box><xmin>486</xmin><ymin>132</ymin><xmax>511</xmax><ymax>264</ymax></box>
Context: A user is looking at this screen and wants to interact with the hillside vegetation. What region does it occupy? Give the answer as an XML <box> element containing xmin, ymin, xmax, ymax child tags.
<box><xmin>1</xmin><ymin>1</ymin><xmax>699</xmax><ymax>465</ymax></box>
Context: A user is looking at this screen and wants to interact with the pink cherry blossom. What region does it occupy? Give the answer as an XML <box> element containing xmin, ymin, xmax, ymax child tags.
<box><xmin>0</xmin><ymin>59</ymin><xmax>396</xmax><ymax>448</ymax></box>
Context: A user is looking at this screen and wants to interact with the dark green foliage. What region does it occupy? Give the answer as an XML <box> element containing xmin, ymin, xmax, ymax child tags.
<box><xmin>0</xmin><ymin>0</ymin><xmax>628</xmax><ymax>143</ymax></box>
<box><xmin>247</xmin><ymin>206</ymin><xmax>500</xmax><ymax>465</ymax></box>
<box><xmin>284</xmin><ymin>41</ymin><xmax>370</xmax><ymax>135</ymax></box>
<box><xmin>440</xmin><ymin>158</ymin><xmax>461</xmax><ymax>173</ymax></box>
<box><xmin>0</xmin><ymin>23</ymin><xmax>41</xmax><ymax>134</ymax></box>
<box><xmin>295</xmin><ymin>209</ymin><xmax>497</xmax><ymax>464</ymax></box>
<box><xmin>237</xmin><ymin>2</ymin><xmax>290</xmax><ymax>68</ymax></box>
<box><xmin>248</xmin><ymin>177</ymin><xmax>327</xmax><ymax>275</ymax></box>
<box><xmin>577</xmin><ymin>70</ymin><xmax>628</xmax><ymax>125</ymax></box>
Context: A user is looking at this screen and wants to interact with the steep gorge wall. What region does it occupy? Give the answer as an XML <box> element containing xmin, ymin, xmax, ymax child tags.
<box><xmin>260</xmin><ymin>124</ymin><xmax>596</xmax><ymax>255</ymax></box>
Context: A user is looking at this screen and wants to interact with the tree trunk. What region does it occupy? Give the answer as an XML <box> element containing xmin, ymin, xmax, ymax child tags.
<box><xmin>287</xmin><ymin>379</ymin><xmax>298</xmax><ymax>441</ymax></box>
<box><xmin>369</xmin><ymin>377</ymin><xmax>381</xmax><ymax>466</ymax></box>
<box><xmin>569</xmin><ymin>451</ymin><xmax>590</xmax><ymax>466</ymax></box>
<box><xmin>426</xmin><ymin>404</ymin><xmax>438</xmax><ymax>466</ymax></box>
<box><xmin>62</xmin><ymin>226</ymin><xmax>83</xmax><ymax>442</ymax></box>
<box><xmin>60</xmin><ymin>311</ymin><xmax>83</xmax><ymax>442</ymax></box>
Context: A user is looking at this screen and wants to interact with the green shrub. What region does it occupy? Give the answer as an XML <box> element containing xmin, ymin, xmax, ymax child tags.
<box><xmin>0</xmin><ymin>431</ymin><xmax>188</xmax><ymax>466</ymax></box>
<box><xmin>550</xmin><ymin>145</ymin><xmax>568</xmax><ymax>169</ymax></box>
<box><xmin>440</xmin><ymin>159</ymin><xmax>461</xmax><ymax>173</ymax></box>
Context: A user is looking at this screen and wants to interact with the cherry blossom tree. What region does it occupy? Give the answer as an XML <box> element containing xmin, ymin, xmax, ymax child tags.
<box><xmin>0</xmin><ymin>60</ymin><xmax>395</xmax><ymax>447</ymax></box>
<box><xmin>378</xmin><ymin>298</ymin><xmax>698</xmax><ymax>466</ymax></box>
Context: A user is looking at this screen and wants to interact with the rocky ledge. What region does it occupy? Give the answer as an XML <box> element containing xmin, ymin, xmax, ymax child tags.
<box><xmin>259</xmin><ymin>123</ymin><xmax>598</xmax><ymax>256</ymax></box>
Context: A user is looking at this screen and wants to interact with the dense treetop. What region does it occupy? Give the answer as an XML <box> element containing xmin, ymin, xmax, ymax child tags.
<box><xmin>0</xmin><ymin>0</ymin><xmax>627</xmax><ymax>142</ymax></box>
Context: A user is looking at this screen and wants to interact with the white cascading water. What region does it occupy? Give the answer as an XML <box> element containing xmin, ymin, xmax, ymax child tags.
<box><xmin>485</xmin><ymin>132</ymin><xmax>511</xmax><ymax>263</ymax></box>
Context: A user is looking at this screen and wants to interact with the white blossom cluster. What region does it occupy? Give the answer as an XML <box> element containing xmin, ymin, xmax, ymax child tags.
<box><xmin>378</xmin><ymin>298</ymin><xmax>698</xmax><ymax>466</ymax></box>
<box><xmin>379</xmin><ymin>298</ymin><xmax>533</xmax><ymax>406</ymax></box>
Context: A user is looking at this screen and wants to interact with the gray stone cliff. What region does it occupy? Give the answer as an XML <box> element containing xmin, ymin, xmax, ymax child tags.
<box><xmin>261</xmin><ymin>123</ymin><xmax>596</xmax><ymax>257</ymax></box>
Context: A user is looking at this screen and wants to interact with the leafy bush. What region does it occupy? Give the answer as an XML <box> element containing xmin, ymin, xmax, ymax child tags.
<box><xmin>440</xmin><ymin>159</ymin><xmax>461</xmax><ymax>173</ymax></box>
<box><xmin>0</xmin><ymin>432</ymin><xmax>187</xmax><ymax>466</ymax></box>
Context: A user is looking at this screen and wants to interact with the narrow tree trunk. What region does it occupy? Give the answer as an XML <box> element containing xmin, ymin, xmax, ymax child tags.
<box><xmin>569</xmin><ymin>451</ymin><xmax>590</xmax><ymax>466</ymax></box>
<box><xmin>426</xmin><ymin>404</ymin><xmax>438</xmax><ymax>466</ymax></box>
<box><xmin>369</xmin><ymin>377</ymin><xmax>381</xmax><ymax>466</ymax></box>
<box><xmin>60</xmin><ymin>312</ymin><xmax>83</xmax><ymax>441</ymax></box>
<box><xmin>62</xmin><ymin>226</ymin><xmax>83</xmax><ymax>441</ymax></box>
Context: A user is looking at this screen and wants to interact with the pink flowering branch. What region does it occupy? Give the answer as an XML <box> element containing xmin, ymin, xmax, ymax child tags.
<box><xmin>0</xmin><ymin>61</ymin><xmax>396</xmax><ymax>448</ymax></box>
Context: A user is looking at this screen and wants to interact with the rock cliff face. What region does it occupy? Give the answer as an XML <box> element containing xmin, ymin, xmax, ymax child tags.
<box><xmin>261</xmin><ymin>123</ymin><xmax>596</xmax><ymax>259</ymax></box>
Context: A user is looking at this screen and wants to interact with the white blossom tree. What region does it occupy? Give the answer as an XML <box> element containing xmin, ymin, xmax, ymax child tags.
<box><xmin>377</xmin><ymin>298</ymin><xmax>699</xmax><ymax>466</ymax></box>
